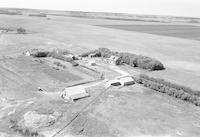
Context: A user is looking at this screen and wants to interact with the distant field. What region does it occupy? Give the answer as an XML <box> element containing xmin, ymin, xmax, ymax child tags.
<box><xmin>98</xmin><ymin>25</ymin><xmax>200</xmax><ymax>41</ymax></box>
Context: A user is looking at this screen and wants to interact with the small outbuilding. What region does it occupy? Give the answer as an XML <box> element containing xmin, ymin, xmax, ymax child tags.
<box><xmin>88</xmin><ymin>60</ymin><xmax>96</xmax><ymax>66</ymax></box>
<box><xmin>25</xmin><ymin>51</ymin><xmax>31</xmax><ymax>56</ymax></box>
<box><xmin>118</xmin><ymin>76</ymin><xmax>135</xmax><ymax>86</ymax></box>
<box><xmin>105</xmin><ymin>76</ymin><xmax>135</xmax><ymax>87</ymax></box>
<box><xmin>61</xmin><ymin>86</ymin><xmax>89</xmax><ymax>102</ymax></box>
<box><xmin>105</xmin><ymin>79</ymin><xmax>121</xmax><ymax>87</ymax></box>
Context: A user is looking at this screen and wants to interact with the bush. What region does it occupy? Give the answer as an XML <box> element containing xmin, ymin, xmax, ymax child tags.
<box><xmin>80</xmin><ymin>48</ymin><xmax>165</xmax><ymax>71</ymax></box>
<box><xmin>80</xmin><ymin>50</ymin><xmax>97</xmax><ymax>57</ymax></box>
<box><xmin>47</xmin><ymin>49</ymin><xmax>73</xmax><ymax>62</ymax></box>
<box><xmin>54</xmin><ymin>62</ymin><xmax>66</xmax><ymax>69</ymax></box>
<box><xmin>30</xmin><ymin>49</ymin><xmax>76</xmax><ymax>65</ymax></box>
<box><xmin>33</xmin><ymin>51</ymin><xmax>49</xmax><ymax>57</ymax></box>
<box><xmin>17</xmin><ymin>27</ymin><xmax>26</xmax><ymax>34</ymax></box>
<box><xmin>97</xmin><ymin>48</ymin><xmax>112</xmax><ymax>58</ymax></box>
<box><xmin>29</xmin><ymin>13</ymin><xmax>47</xmax><ymax>17</ymax></box>
<box><xmin>135</xmin><ymin>74</ymin><xmax>200</xmax><ymax>107</ymax></box>
<box><xmin>0</xmin><ymin>10</ymin><xmax>22</xmax><ymax>15</ymax></box>
<box><xmin>9</xmin><ymin>119</ymin><xmax>41</xmax><ymax>137</ymax></box>
<box><xmin>118</xmin><ymin>53</ymin><xmax>165</xmax><ymax>70</ymax></box>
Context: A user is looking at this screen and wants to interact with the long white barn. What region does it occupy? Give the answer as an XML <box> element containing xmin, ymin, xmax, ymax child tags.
<box><xmin>61</xmin><ymin>85</ymin><xmax>89</xmax><ymax>102</ymax></box>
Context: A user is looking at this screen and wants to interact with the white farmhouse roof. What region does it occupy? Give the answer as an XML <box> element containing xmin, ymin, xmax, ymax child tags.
<box><xmin>88</xmin><ymin>60</ymin><xmax>96</xmax><ymax>66</ymax></box>
<box><xmin>25</xmin><ymin>51</ymin><xmax>31</xmax><ymax>56</ymax></box>
<box><xmin>62</xmin><ymin>86</ymin><xmax>89</xmax><ymax>101</ymax></box>
<box><xmin>64</xmin><ymin>54</ymin><xmax>74</xmax><ymax>58</ymax></box>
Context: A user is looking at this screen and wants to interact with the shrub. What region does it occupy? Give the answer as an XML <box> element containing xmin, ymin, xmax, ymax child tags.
<box><xmin>28</xmin><ymin>13</ymin><xmax>47</xmax><ymax>17</ymax></box>
<box><xmin>136</xmin><ymin>74</ymin><xmax>200</xmax><ymax>107</ymax></box>
<box><xmin>0</xmin><ymin>10</ymin><xmax>22</xmax><ymax>15</ymax></box>
<box><xmin>47</xmin><ymin>49</ymin><xmax>73</xmax><ymax>62</ymax></box>
<box><xmin>119</xmin><ymin>54</ymin><xmax>164</xmax><ymax>70</ymax></box>
<box><xmin>17</xmin><ymin>27</ymin><xmax>26</xmax><ymax>34</ymax></box>
<box><xmin>33</xmin><ymin>51</ymin><xmax>49</xmax><ymax>57</ymax></box>
<box><xmin>48</xmin><ymin>51</ymin><xmax>64</xmax><ymax>60</ymax></box>
<box><xmin>97</xmin><ymin>48</ymin><xmax>112</xmax><ymax>58</ymax></box>
<box><xmin>80</xmin><ymin>48</ymin><xmax>165</xmax><ymax>71</ymax></box>
<box><xmin>9</xmin><ymin>119</ymin><xmax>41</xmax><ymax>137</ymax></box>
<box><xmin>54</xmin><ymin>62</ymin><xmax>66</xmax><ymax>69</ymax></box>
<box><xmin>80</xmin><ymin>51</ymin><xmax>97</xmax><ymax>57</ymax></box>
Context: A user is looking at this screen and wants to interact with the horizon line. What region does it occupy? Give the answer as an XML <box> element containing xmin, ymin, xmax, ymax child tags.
<box><xmin>0</xmin><ymin>7</ymin><xmax>200</xmax><ymax>19</ymax></box>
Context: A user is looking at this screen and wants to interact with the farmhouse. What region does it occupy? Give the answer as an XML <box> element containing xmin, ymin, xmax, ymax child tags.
<box><xmin>25</xmin><ymin>51</ymin><xmax>31</xmax><ymax>56</ymax></box>
<box><xmin>88</xmin><ymin>60</ymin><xmax>96</xmax><ymax>66</ymax></box>
<box><xmin>61</xmin><ymin>86</ymin><xmax>89</xmax><ymax>101</ymax></box>
<box><xmin>109</xmin><ymin>55</ymin><xmax>122</xmax><ymax>65</ymax></box>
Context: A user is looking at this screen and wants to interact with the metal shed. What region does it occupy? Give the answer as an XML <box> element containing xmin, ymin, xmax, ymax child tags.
<box><xmin>118</xmin><ymin>76</ymin><xmax>135</xmax><ymax>86</ymax></box>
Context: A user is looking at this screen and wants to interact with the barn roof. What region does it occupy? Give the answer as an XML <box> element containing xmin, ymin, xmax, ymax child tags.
<box><xmin>70</xmin><ymin>92</ymin><xmax>89</xmax><ymax>100</ymax></box>
<box><xmin>62</xmin><ymin>85</ymin><xmax>89</xmax><ymax>101</ymax></box>
<box><xmin>63</xmin><ymin>85</ymin><xmax>86</xmax><ymax>96</ymax></box>
<box><xmin>119</xmin><ymin>76</ymin><xmax>134</xmax><ymax>83</ymax></box>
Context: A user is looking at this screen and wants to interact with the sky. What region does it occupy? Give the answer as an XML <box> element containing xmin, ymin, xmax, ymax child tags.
<box><xmin>0</xmin><ymin>0</ymin><xmax>200</xmax><ymax>18</ymax></box>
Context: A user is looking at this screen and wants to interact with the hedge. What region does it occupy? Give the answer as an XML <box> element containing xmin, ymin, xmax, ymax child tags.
<box><xmin>28</xmin><ymin>13</ymin><xmax>47</xmax><ymax>17</ymax></box>
<box><xmin>31</xmin><ymin>49</ymin><xmax>73</xmax><ymax>61</ymax></box>
<box><xmin>79</xmin><ymin>48</ymin><xmax>165</xmax><ymax>71</ymax></box>
<box><xmin>117</xmin><ymin>53</ymin><xmax>165</xmax><ymax>70</ymax></box>
<box><xmin>9</xmin><ymin>119</ymin><xmax>44</xmax><ymax>137</ymax></box>
<box><xmin>17</xmin><ymin>27</ymin><xmax>26</xmax><ymax>34</ymax></box>
<box><xmin>134</xmin><ymin>74</ymin><xmax>200</xmax><ymax>106</ymax></box>
<box><xmin>33</xmin><ymin>51</ymin><xmax>49</xmax><ymax>57</ymax></box>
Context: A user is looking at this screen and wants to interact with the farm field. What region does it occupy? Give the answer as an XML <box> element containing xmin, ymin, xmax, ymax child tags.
<box><xmin>98</xmin><ymin>24</ymin><xmax>200</xmax><ymax>41</ymax></box>
<box><xmin>0</xmin><ymin>56</ymin><xmax>96</xmax><ymax>99</ymax></box>
<box><xmin>0</xmin><ymin>8</ymin><xmax>200</xmax><ymax>137</ymax></box>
